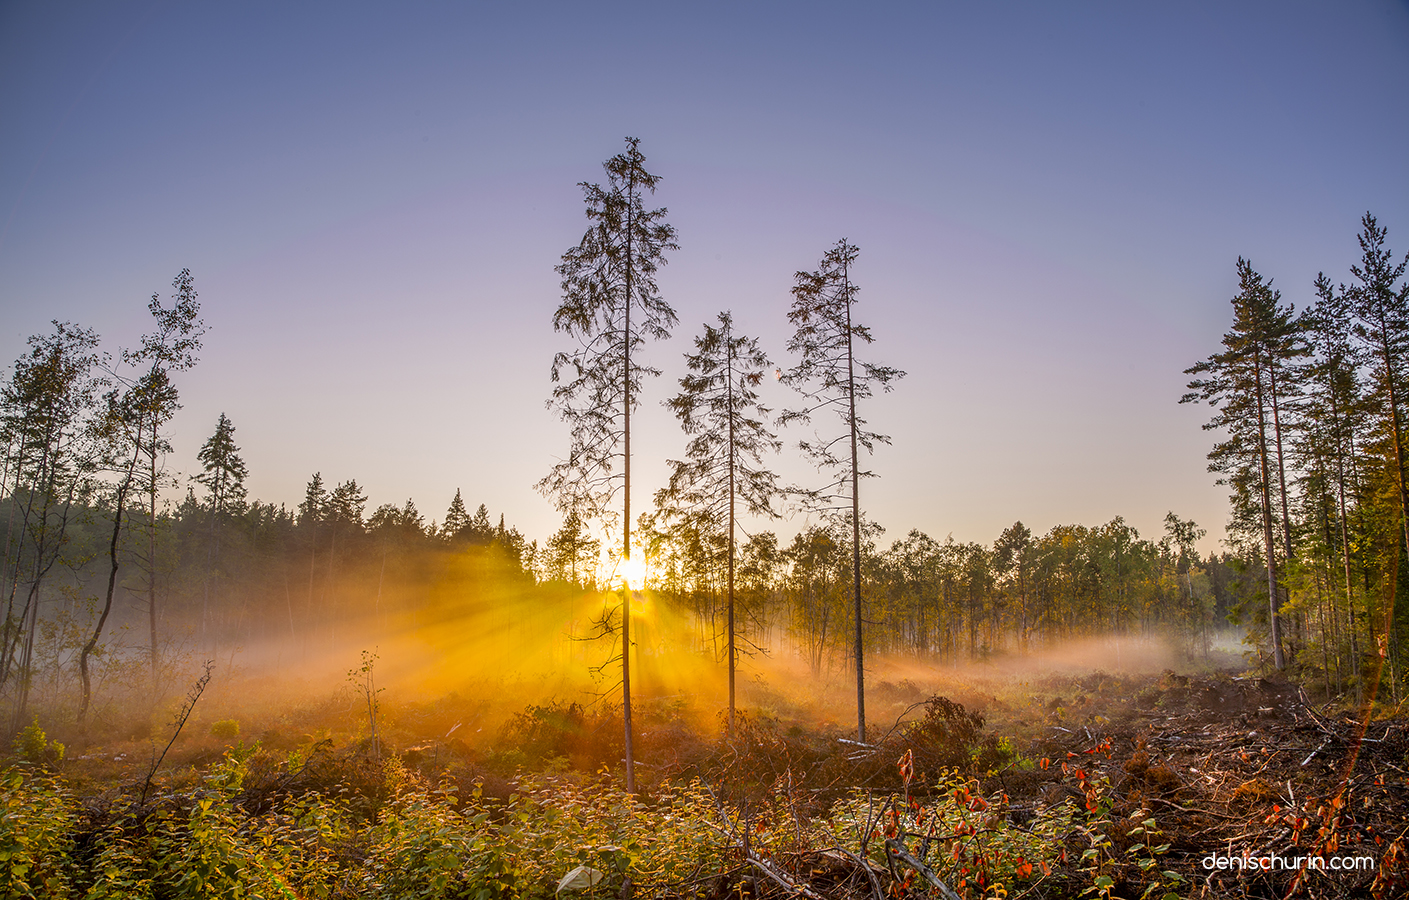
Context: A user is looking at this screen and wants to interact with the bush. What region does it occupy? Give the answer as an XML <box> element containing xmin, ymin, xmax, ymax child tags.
<box><xmin>209</xmin><ymin>719</ymin><xmax>240</xmax><ymax>740</ymax></box>
<box><xmin>364</xmin><ymin>785</ymin><xmax>513</xmax><ymax>900</ymax></box>
<box><xmin>0</xmin><ymin>768</ymin><xmax>77</xmax><ymax>898</ymax></box>
<box><xmin>12</xmin><ymin>717</ymin><xmax>65</xmax><ymax>766</ymax></box>
<box><xmin>496</xmin><ymin>774</ymin><xmax>727</xmax><ymax>897</ymax></box>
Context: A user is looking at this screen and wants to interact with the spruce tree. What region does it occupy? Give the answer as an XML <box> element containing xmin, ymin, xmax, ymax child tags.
<box><xmin>657</xmin><ymin>312</ymin><xmax>780</xmax><ymax>735</ymax></box>
<box><xmin>196</xmin><ymin>413</ymin><xmax>247</xmax><ymax>643</ymax></box>
<box><xmin>780</xmin><ymin>240</ymin><xmax>904</xmax><ymax>741</ymax></box>
<box><xmin>538</xmin><ymin>137</ymin><xmax>677</xmax><ymax>791</ymax></box>
<box><xmin>442</xmin><ymin>489</ymin><xmax>471</xmax><ymax>540</ymax></box>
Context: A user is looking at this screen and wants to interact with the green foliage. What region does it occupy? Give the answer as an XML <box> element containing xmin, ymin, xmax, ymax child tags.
<box><xmin>495</xmin><ymin>775</ymin><xmax>726</xmax><ymax>897</ymax></box>
<box><xmin>0</xmin><ymin>767</ymin><xmax>77</xmax><ymax>899</ymax></box>
<box><xmin>148</xmin><ymin>750</ymin><xmax>294</xmax><ymax>898</ymax></box>
<box><xmin>2</xmin><ymin>731</ymin><xmax>1216</xmax><ymax>900</ymax></box>
<box><xmin>12</xmin><ymin>718</ymin><xmax>65</xmax><ymax>766</ymax></box>
<box><xmin>831</xmin><ymin>771</ymin><xmax>1071</xmax><ymax>898</ymax></box>
<box><xmin>209</xmin><ymin>719</ymin><xmax>240</xmax><ymax>740</ymax></box>
<box><xmin>81</xmin><ymin>820</ymin><xmax>157</xmax><ymax>900</ymax></box>
<box><xmin>363</xmin><ymin>784</ymin><xmax>512</xmax><ymax>900</ymax></box>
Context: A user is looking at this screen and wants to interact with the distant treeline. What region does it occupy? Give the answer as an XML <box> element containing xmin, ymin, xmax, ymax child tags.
<box><xmin>1</xmin><ymin>443</ymin><xmax>1257</xmax><ymax>729</ymax></box>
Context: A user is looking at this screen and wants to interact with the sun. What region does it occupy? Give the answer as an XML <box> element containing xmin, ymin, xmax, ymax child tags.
<box><xmin>618</xmin><ymin>555</ymin><xmax>648</xmax><ymax>591</ymax></box>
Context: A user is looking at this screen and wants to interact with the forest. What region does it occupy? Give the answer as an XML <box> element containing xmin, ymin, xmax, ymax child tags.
<box><xmin>1</xmin><ymin>141</ymin><xmax>1406</xmax><ymax>899</ymax></box>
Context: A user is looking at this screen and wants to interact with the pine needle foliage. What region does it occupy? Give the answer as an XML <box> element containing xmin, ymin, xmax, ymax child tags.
<box><xmin>538</xmin><ymin>137</ymin><xmax>678</xmax><ymax>792</ymax></box>
<box><xmin>657</xmin><ymin>311</ymin><xmax>781</xmax><ymax>734</ymax></box>
<box><xmin>780</xmin><ymin>239</ymin><xmax>904</xmax><ymax>742</ymax></box>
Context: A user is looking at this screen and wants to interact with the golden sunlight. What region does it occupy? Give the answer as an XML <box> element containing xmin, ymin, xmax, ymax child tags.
<box><xmin>618</xmin><ymin>554</ymin><xmax>648</xmax><ymax>591</ymax></box>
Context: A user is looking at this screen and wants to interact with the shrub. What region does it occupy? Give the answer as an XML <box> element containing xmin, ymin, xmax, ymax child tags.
<box><xmin>363</xmin><ymin>785</ymin><xmax>513</xmax><ymax>900</ymax></box>
<box><xmin>209</xmin><ymin>719</ymin><xmax>240</xmax><ymax>740</ymax></box>
<box><xmin>12</xmin><ymin>717</ymin><xmax>64</xmax><ymax>766</ymax></box>
<box><xmin>0</xmin><ymin>768</ymin><xmax>77</xmax><ymax>898</ymax></box>
<box><xmin>495</xmin><ymin>774</ymin><xmax>727</xmax><ymax>897</ymax></box>
<box><xmin>831</xmin><ymin>771</ymin><xmax>1073</xmax><ymax>899</ymax></box>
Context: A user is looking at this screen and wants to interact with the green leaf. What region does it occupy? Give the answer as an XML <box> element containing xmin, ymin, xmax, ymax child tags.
<box><xmin>556</xmin><ymin>865</ymin><xmax>605</xmax><ymax>894</ymax></box>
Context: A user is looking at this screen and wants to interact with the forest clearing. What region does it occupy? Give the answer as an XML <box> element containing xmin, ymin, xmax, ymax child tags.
<box><xmin>3</xmin><ymin>46</ymin><xmax>1409</xmax><ymax>895</ymax></box>
<box><xmin>5</xmin><ymin>146</ymin><xmax>1409</xmax><ymax>896</ymax></box>
<box><xmin>3</xmin><ymin>646</ymin><xmax>1407</xmax><ymax>899</ymax></box>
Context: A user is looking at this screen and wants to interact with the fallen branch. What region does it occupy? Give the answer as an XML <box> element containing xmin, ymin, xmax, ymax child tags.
<box><xmin>746</xmin><ymin>852</ymin><xmax>828</xmax><ymax>900</ymax></box>
<box><xmin>826</xmin><ymin>843</ymin><xmax>886</xmax><ymax>900</ymax></box>
<box><xmin>885</xmin><ymin>837</ymin><xmax>962</xmax><ymax>900</ymax></box>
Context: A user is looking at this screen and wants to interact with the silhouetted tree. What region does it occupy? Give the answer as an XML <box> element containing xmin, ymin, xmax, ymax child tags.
<box><xmin>0</xmin><ymin>321</ymin><xmax>102</xmax><ymax>731</ymax></box>
<box><xmin>780</xmin><ymin>240</ymin><xmax>904</xmax><ymax>741</ymax></box>
<box><xmin>538</xmin><ymin>137</ymin><xmax>677</xmax><ymax>791</ymax></box>
<box><xmin>544</xmin><ymin>510</ymin><xmax>600</xmax><ymax>587</ymax></box>
<box><xmin>135</xmin><ymin>270</ymin><xmax>203</xmax><ymax>677</ymax></box>
<box><xmin>81</xmin><ymin>274</ymin><xmax>202</xmax><ymax>703</ymax></box>
<box><xmin>442</xmin><ymin>489</ymin><xmax>471</xmax><ymax>540</ymax></box>
<box><xmin>196</xmin><ymin>413</ymin><xmax>247</xmax><ymax>642</ymax></box>
<box><xmin>657</xmin><ymin>311</ymin><xmax>780</xmax><ymax>735</ymax></box>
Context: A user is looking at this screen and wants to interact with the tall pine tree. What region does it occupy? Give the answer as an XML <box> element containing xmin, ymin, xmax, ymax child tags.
<box><xmin>538</xmin><ymin>138</ymin><xmax>677</xmax><ymax>791</ymax></box>
<box><xmin>1183</xmin><ymin>259</ymin><xmax>1306</xmax><ymax>669</ymax></box>
<box><xmin>657</xmin><ymin>311</ymin><xmax>781</xmax><ymax>735</ymax></box>
<box><xmin>780</xmin><ymin>240</ymin><xmax>904</xmax><ymax>741</ymax></box>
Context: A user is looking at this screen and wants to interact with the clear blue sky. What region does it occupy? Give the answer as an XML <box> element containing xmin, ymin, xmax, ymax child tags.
<box><xmin>3</xmin><ymin>1</ymin><xmax>1407</xmax><ymax>554</ymax></box>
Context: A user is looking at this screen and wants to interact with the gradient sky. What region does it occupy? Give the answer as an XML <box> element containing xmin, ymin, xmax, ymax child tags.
<box><xmin>3</xmin><ymin>2</ymin><xmax>1408</xmax><ymax>555</ymax></box>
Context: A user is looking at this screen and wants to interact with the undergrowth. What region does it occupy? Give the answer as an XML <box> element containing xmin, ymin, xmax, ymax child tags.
<box><xmin>0</xmin><ymin>728</ymin><xmax>1182</xmax><ymax>900</ymax></box>
<box><xmin>5</xmin><ymin>683</ymin><xmax>1402</xmax><ymax>899</ymax></box>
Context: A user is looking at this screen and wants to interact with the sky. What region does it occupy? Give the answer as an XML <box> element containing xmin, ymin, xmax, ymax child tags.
<box><xmin>2</xmin><ymin>1</ymin><xmax>1408</xmax><ymax>556</ymax></box>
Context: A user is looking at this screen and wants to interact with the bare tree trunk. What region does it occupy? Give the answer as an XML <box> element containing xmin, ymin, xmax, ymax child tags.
<box><xmin>1253</xmin><ymin>348</ymin><xmax>1285</xmax><ymax>670</ymax></box>
<box><xmin>81</xmin><ymin>440</ymin><xmax>142</xmax><ymax>723</ymax></box>
<box><xmin>842</xmin><ymin>256</ymin><xmax>865</xmax><ymax>742</ymax></box>
<box><xmin>621</xmin><ymin>161</ymin><xmax>636</xmax><ymax>794</ymax></box>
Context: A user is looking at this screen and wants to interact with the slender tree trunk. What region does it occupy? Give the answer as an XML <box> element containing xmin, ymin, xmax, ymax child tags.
<box><xmin>1332</xmin><ymin>392</ymin><xmax>1361</xmax><ymax>702</ymax></box>
<box><xmin>148</xmin><ymin>426</ymin><xmax>159</xmax><ymax>681</ymax></box>
<box><xmin>621</xmin><ymin>163</ymin><xmax>636</xmax><ymax>794</ymax></box>
<box><xmin>842</xmin><ymin>257</ymin><xmax>865</xmax><ymax>742</ymax></box>
<box><xmin>726</xmin><ymin>333</ymin><xmax>737</xmax><ymax>738</ymax></box>
<box><xmin>81</xmin><ymin>437</ymin><xmax>142</xmax><ymax>723</ymax></box>
<box><xmin>327</xmin><ymin>525</ymin><xmax>337</xmax><ymax>653</ymax></box>
<box><xmin>0</xmin><ymin>441</ymin><xmax>17</xmax><ymax>608</ymax></box>
<box><xmin>1267</xmin><ymin>362</ymin><xmax>1303</xmax><ymax>658</ymax></box>
<box><xmin>2</xmin><ymin>439</ymin><xmax>48</xmax><ymax>687</ymax></box>
<box><xmin>1252</xmin><ymin>349</ymin><xmax>1286</xmax><ymax>669</ymax></box>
